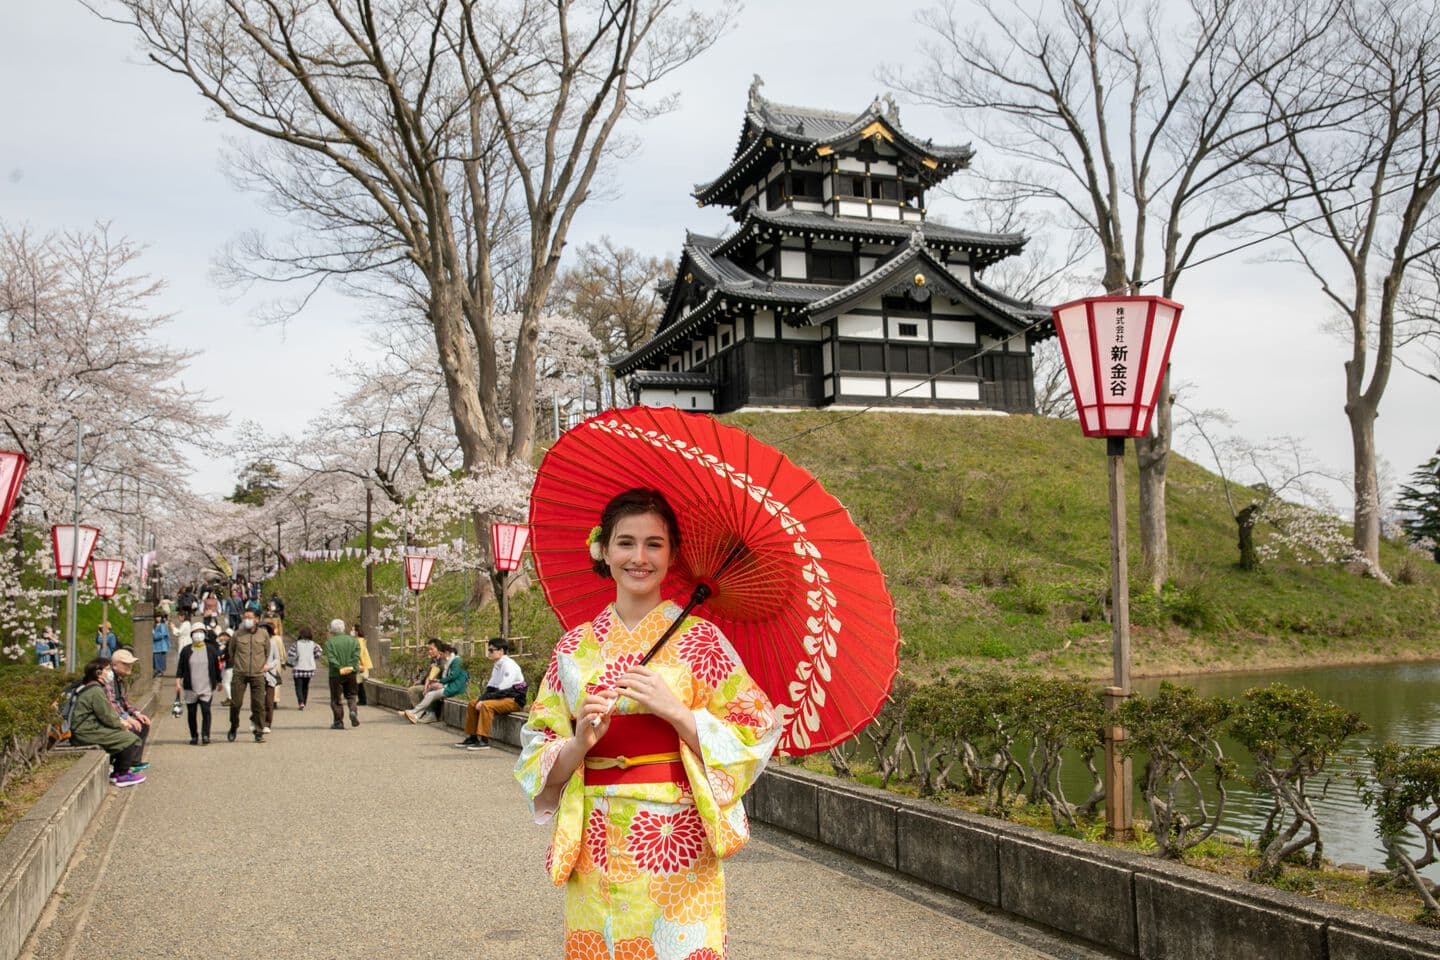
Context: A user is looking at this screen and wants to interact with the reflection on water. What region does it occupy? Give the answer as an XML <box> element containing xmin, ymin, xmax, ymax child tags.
<box><xmin>1114</xmin><ymin>662</ymin><xmax>1440</xmax><ymax>875</ymax></box>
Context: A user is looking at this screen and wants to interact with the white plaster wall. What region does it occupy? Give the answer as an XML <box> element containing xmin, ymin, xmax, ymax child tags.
<box><xmin>935</xmin><ymin>380</ymin><xmax>981</xmax><ymax>401</ymax></box>
<box><xmin>839</xmin><ymin>376</ymin><xmax>888</xmax><ymax>397</ymax></box>
<box><xmin>784</xmin><ymin>324</ymin><xmax>823</xmax><ymax>341</ymax></box>
<box><xmin>859</xmin><ymin>256</ymin><xmax>877</xmax><ymax>273</ymax></box>
<box><xmin>838</xmin><ymin>157</ymin><xmax>867</xmax><ymax>173</ymax></box>
<box><xmin>780</xmin><ymin>250</ymin><xmax>807</xmax><ymax>278</ymax></box>
<box><xmin>890</xmin><ymin>377</ymin><xmax>932</xmax><ymax>400</ymax></box>
<box><xmin>793</xmin><ymin>200</ymin><xmax>824</xmax><ymax>213</ymax></box>
<box><xmin>933</xmin><ymin>318</ymin><xmax>977</xmax><ymax>343</ymax></box>
<box><xmin>870</xmin><ymin>160</ymin><xmax>897</xmax><ymax>175</ymax></box>
<box><xmin>872</xmin><ymin>205</ymin><xmax>901</xmax><ymax>221</ymax></box>
<box><xmin>754</xmin><ymin>311</ymin><xmax>776</xmax><ymax>339</ymax></box>
<box><xmin>838</xmin><ymin>314</ymin><xmax>885</xmax><ymax>338</ymax></box>
<box><xmin>822</xmin><ymin>341</ymin><xmax>834</xmax><ymax>375</ymax></box>
<box><xmin>639</xmin><ymin>388</ymin><xmax>715</xmax><ymax>412</ymax></box>
<box><xmin>838</xmin><ymin>200</ymin><xmax>869</xmax><ymax>218</ymax></box>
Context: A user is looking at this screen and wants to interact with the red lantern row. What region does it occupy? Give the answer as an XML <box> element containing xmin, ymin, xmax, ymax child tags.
<box><xmin>50</xmin><ymin>524</ymin><xmax>100</xmax><ymax>580</ymax></box>
<box><xmin>0</xmin><ymin>450</ymin><xmax>28</xmax><ymax>536</ymax></box>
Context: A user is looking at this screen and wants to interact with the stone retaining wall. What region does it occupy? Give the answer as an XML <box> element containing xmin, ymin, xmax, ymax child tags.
<box><xmin>362</xmin><ymin>678</ymin><xmax>1440</xmax><ymax>959</ymax></box>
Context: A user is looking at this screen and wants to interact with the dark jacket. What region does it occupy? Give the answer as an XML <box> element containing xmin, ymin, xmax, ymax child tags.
<box><xmin>176</xmin><ymin>641</ymin><xmax>222</xmax><ymax>691</ymax></box>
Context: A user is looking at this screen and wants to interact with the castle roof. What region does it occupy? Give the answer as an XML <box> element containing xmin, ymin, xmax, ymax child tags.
<box><xmin>693</xmin><ymin>78</ymin><xmax>974</xmax><ymax>208</ymax></box>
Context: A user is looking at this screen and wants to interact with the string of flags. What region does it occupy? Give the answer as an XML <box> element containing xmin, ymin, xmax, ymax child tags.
<box><xmin>294</xmin><ymin>543</ymin><xmax>464</xmax><ymax>564</ymax></box>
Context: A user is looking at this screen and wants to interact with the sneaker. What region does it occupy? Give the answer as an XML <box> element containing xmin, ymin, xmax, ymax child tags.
<box><xmin>454</xmin><ymin>737</ymin><xmax>479</xmax><ymax>748</ymax></box>
<box><xmin>189</xmin><ymin>737</ymin><xmax>199</xmax><ymax>746</ymax></box>
<box><xmin>330</xmin><ymin>721</ymin><xmax>345</xmax><ymax>730</ymax></box>
<box><xmin>130</xmin><ymin>762</ymin><xmax>150</xmax><ymax>773</ymax></box>
<box><xmin>349</xmin><ymin>711</ymin><xmax>359</xmax><ymax>728</ymax></box>
<box><xmin>111</xmin><ymin>772</ymin><xmax>145</xmax><ymax>787</ymax></box>
<box><xmin>403</xmin><ymin>710</ymin><xmax>416</xmax><ymax>724</ymax></box>
<box><xmin>417</xmin><ymin>712</ymin><xmax>439</xmax><ymax>724</ymax></box>
<box><xmin>201</xmin><ymin>736</ymin><xmax>210</xmax><ymax>745</ymax></box>
<box><xmin>262</xmin><ymin>726</ymin><xmax>272</xmax><ymax>734</ymax></box>
<box><xmin>466</xmin><ymin>739</ymin><xmax>492</xmax><ymax>751</ymax></box>
<box><xmin>298</xmin><ymin>703</ymin><xmax>305</xmax><ymax>711</ymax></box>
<box><xmin>254</xmin><ymin>732</ymin><xmax>265</xmax><ymax>743</ymax></box>
<box><xmin>226</xmin><ymin>729</ymin><xmax>237</xmax><ymax>742</ymax></box>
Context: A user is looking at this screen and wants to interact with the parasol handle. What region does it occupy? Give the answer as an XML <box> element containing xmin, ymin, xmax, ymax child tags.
<box><xmin>590</xmin><ymin>582</ymin><xmax>713</xmax><ymax>728</ymax></box>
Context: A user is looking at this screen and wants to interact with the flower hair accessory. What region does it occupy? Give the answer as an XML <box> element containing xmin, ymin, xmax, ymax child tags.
<box><xmin>586</xmin><ymin>525</ymin><xmax>604</xmax><ymax>562</ymax></box>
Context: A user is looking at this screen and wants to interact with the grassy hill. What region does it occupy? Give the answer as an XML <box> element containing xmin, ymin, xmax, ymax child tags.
<box><xmin>268</xmin><ymin>411</ymin><xmax>1440</xmax><ymax>680</ymax></box>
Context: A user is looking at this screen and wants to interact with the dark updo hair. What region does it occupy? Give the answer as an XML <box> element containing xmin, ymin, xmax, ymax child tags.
<box><xmin>83</xmin><ymin>657</ymin><xmax>110</xmax><ymax>684</ymax></box>
<box><xmin>591</xmin><ymin>488</ymin><xmax>682</xmax><ymax>578</ymax></box>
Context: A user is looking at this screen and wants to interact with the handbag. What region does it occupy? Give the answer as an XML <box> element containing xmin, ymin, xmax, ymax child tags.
<box><xmin>171</xmin><ymin>695</ymin><xmax>184</xmax><ymax>717</ymax></box>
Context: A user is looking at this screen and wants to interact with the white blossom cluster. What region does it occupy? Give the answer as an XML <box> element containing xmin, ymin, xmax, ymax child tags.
<box><xmin>1254</xmin><ymin>499</ymin><xmax>1362</xmax><ymax>567</ymax></box>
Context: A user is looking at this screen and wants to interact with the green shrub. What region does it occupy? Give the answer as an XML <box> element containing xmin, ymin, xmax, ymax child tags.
<box><xmin>0</xmin><ymin>664</ymin><xmax>72</xmax><ymax>794</ymax></box>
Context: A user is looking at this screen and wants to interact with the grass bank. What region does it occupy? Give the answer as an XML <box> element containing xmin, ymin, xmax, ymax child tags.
<box><xmin>269</xmin><ymin>411</ymin><xmax>1440</xmax><ymax>681</ymax></box>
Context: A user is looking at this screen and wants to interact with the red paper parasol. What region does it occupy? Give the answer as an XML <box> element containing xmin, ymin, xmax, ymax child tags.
<box><xmin>528</xmin><ymin>406</ymin><xmax>899</xmax><ymax>756</ymax></box>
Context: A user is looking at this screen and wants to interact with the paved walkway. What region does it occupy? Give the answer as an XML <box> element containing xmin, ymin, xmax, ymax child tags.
<box><xmin>21</xmin><ymin>684</ymin><xmax>1115</xmax><ymax>960</ymax></box>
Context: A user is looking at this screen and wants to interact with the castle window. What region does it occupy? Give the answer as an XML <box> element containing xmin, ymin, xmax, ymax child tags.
<box><xmin>790</xmin><ymin>172</ymin><xmax>823</xmax><ymax>199</ymax></box>
<box><xmin>843</xmin><ymin>176</ymin><xmax>867</xmax><ymax>198</ymax></box>
<box><xmin>720</xmin><ymin>331</ymin><xmax>732</xmax><ymax>348</ymax></box>
<box><xmin>871</xmin><ymin>178</ymin><xmax>899</xmax><ymax>201</ymax></box>
<box><xmin>888</xmin><ymin>344</ymin><xmax>930</xmax><ymax>374</ymax></box>
<box><xmin>933</xmin><ymin>345</ymin><xmax>976</xmax><ymax>376</ymax></box>
<box><xmin>897</xmin><ymin>322</ymin><xmax>919</xmax><ymax>338</ymax></box>
<box><xmin>694</xmin><ymin>345</ymin><xmax>706</xmax><ymax>363</ymax></box>
<box><xmin>903</xmin><ymin>182</ymin><xmax>924</xmax><ymax>208</ymax></box>
<box><xmin>766</xmin><ymin>178</ymin><xmax>783</xmax><ymax>208</ymax></box>
<box><xmin>838</xmin><ymin>341</ymin><xmax>885</xmax><ymax>372</ymax></box>
<box><xmin>808</xmin><ymin>250</ymin><xmax>856</xmax><ymax>282</ymax></box>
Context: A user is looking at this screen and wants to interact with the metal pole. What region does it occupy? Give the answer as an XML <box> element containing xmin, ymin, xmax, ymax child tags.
<box><xmin>461</xmin><ymin>519</ymin><xmax>470</xmax><ymax>642</ymax></box>
<box><xmin>1103</xmin><ymin>436</ymin><xmax>1133</xmax><ymax>838</ymax></box>
<box><xmin>364</xmin><ymin>486</ymin><xmax>373</xmax><ymax>594</ymax></box>
<box><xmin>413</xmin><ymin>590</ymin><xmax>420</xmax><ymax>651</ymax></box>
<box><xmin>65</xmin><ymin>420</ymin><xmax>81</xmax><ymax>673</ymax></box>
<box><xmin>553</xmin><ymin>396</ymin><xmax>560</xmax><ymax>439</ymax></box>
<box><xmin>275</xmin><ymin>519</ymin><xmax>281</xmax><ymax>563</ymax></box>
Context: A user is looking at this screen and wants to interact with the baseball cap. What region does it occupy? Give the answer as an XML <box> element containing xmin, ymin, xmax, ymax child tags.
<box><xmin>110</xmin><ymin>648</ymin><xmax>138</xmax><ymax>665</ymax></box>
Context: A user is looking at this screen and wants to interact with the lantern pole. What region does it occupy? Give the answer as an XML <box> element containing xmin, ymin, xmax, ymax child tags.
<box><xmin>461</xmin><ymin>520</ymin><xmax>470</xmax><ymax>644</ymax></box>
<box><xmin>65</xmin><ymin>419</ymin><xmax>81</xmax><ymax>673</ymax></box>
<box><xmin>1104</xmin><ymin>436</ymin><xmax>1133</xmax><ymax>838</ymax></box>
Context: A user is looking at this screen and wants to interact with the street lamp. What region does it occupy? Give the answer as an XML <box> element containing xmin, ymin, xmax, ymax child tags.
<box><xmin>90</xmin><ymin>557</ymin><xmax>125</xmax><ymax>647</ymax></box>
<box><xmin>51</xmin><ymin>523</ymin><xmax>100</xmax><ymax>671</ymax></box>
<box><xmin>1050</xmin><ymin>294</ymin><xmax>1183</xmax><ymax>838</ymax></box>
<box><xmin>0</xmin><ymin>450</ymin><xmax>28</xmax><ymax>536</ymax></box>
<box><xmin>403</xmin><ymin>552</ymin><xmax>436</xmax><ymax>652</ymax></box>
<box><xmin>491</xmin><ymin>521</ymin><xmax>531</xmax><ymax>639</ymax></box>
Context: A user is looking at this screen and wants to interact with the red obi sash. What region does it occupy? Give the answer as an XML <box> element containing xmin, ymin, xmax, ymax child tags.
<box><xmin>583</xmin><ymin>713</ymin><xmax>686</xmax><ymax>787</ymax></box>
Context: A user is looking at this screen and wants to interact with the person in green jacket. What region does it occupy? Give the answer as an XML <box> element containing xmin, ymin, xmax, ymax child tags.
<box><xmin>403</xmin><ymin>640</ymin><xmax>468</xmax><ymax>724</ymax></box>
<box><xmin>70</xmin><ymin>657</ymin><xmax>145</xmax><ymax>787</ymax></box>
<box><xmin>324</xmin><ymin>618</ymin><xmax>362</xmax><ymax>731</ymax></box>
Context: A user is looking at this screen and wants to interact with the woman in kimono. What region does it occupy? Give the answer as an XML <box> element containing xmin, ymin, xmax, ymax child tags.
<box><xmin>516</xmin><ymin>488</ymin><xmax>781</xmax><ymax>960</ymax></box>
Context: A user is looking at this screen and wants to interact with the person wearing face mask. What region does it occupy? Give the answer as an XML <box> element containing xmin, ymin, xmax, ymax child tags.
<box><xmin>226</xmin><ymin>612</ymin><xmax>270</xmax><ymax>743</ymax></box>
<box><xmin>175</xmin><ymin>626</ymin><xmax>222</xmax><ymax>745</ymax></box>
<box><xmin>70</xmin><ymin>657</ymin><xmax>145</xmax><ymax>786</ymax></box>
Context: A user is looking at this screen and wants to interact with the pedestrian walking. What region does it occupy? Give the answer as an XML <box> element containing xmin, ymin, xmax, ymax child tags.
<box><xmin>226</xmin><ymin>612</ymin><xmax>270</xmax><ymax>743</ymax></box>
<box><xmin>290</xmin><ymin>627</ymin><xmax>320</xmax><ymax>710</ymax></box>
<box><xmin>175</xmin><ymin>626</ymin><xmax>221</xmax><ymax>745</ymax></box>
<box><xmin>151</xmin><ymin>613</ymin><xmax>172</xmax><ymax>676</ymax></box>
<box><xmin>262</xmin><ymin>620</ymin><xmax>285</xmax><ymax>733</ymax></box>
<box><xmin>353</xmin><ymin>623</ymin><xmax>373</xmax><ymax>707</ymax></box>
<box><xmin>323</xmin><ymin>619</ymin><xmax>361</xmax><ymax>730</ymax></box>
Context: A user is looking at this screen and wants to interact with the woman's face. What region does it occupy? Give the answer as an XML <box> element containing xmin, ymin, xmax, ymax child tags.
<box><xmin>602</xmin><ymin>512</ymin><xmax>674</xmax><ymax>605</ymax></box>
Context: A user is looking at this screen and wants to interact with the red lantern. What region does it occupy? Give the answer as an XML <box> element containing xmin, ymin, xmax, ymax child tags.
<box><xmin>1050</xmin><ymin>295</ymin><xmax>1183</xmax><ymax>438</ymax></box>
<box><xmin>0</xmin><ymin>451</ymin><xmax>27</xmax><ymax>536</ymax></box>
<box><xmin>91</xmin><ymin>558</ymin><xmax>125</xmax><ymax>599</ymax></box>
<box><xmin>491</xmin><ymin>522</ymin><xmax>530</xmax><ymax>573</ymax></box>
<box><xmin>50</xmin><ymin>524</ymin><xmax>100</xmax><ymax>580</ymax></box>
<box><xmin>404</xmin><ymin>553</ymin><xmax>436</xmax><ymax>592</ymax></box>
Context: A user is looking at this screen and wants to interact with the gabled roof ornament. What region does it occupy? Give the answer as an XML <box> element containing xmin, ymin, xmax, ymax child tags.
<box><xmin>748</xmin><ymin>74</ymin><xmax>765</xmax><ymax>111</ymax></box>
<box><xmin>883</xmin><ymin>93</ymin><xmax>900</xmax><ymax>123</ymax></box>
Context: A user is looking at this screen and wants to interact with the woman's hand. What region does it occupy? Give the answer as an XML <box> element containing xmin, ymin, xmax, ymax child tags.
<box><xmin>614</xmin><ymin>667</ymin><xmax>685</xmax><ymax>725</ymax></box>
<box><xmin>577</xmin><ymin>690</ymin><xmax>616</xmax><ymax>748</ymax></box>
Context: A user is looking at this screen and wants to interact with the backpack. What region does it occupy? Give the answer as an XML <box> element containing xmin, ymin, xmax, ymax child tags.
<box><xmin>54</xmin><ymin>680</ymin><xmax>86</xmax><ymax>741</ymax></box>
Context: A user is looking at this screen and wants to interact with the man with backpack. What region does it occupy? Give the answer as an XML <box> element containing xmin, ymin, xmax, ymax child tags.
<box><xmin>453</xmin><ymin>638</ymin><xmax>526</xmax><ymax>751</ymax></box>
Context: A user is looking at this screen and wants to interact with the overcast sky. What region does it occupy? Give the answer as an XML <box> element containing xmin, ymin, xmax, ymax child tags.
<box><xmin>3</xmin><ymin>2</ymin><xmax>1434</xmax><ymax>505</ymax></box>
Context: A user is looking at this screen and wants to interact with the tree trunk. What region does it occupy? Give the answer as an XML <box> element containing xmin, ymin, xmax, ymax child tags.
<box><xmin>1134</xmin><ymin>371</ymin><xmax>1173</xmax><ymax>593</ymax></box>
<box><xmin>1347</xmin><ymin>400</ymin><xmax>1385</xmax><ymax>577</ymax></box>
<box><xmin>1237</xmin><ymin>503</ymin><xmax>1261</xmax><ymax>571</ymax></box>
<box><xmin>430</xmin><ymin>285</ymin><xmax>498</xmax><ymax>471</ymax></box>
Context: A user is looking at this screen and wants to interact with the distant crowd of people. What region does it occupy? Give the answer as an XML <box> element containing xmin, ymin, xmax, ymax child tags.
<box><xmin>59</xmin><ymin>576</ymin><xmax>528</xmax><ymax>787</ymax></box>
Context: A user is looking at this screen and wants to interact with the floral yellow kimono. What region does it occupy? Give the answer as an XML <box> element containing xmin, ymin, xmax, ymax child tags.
<box><xmin>516</xmin><ymin>601</ymin><xmax>780</xmax><ymax>960</ymax></box>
